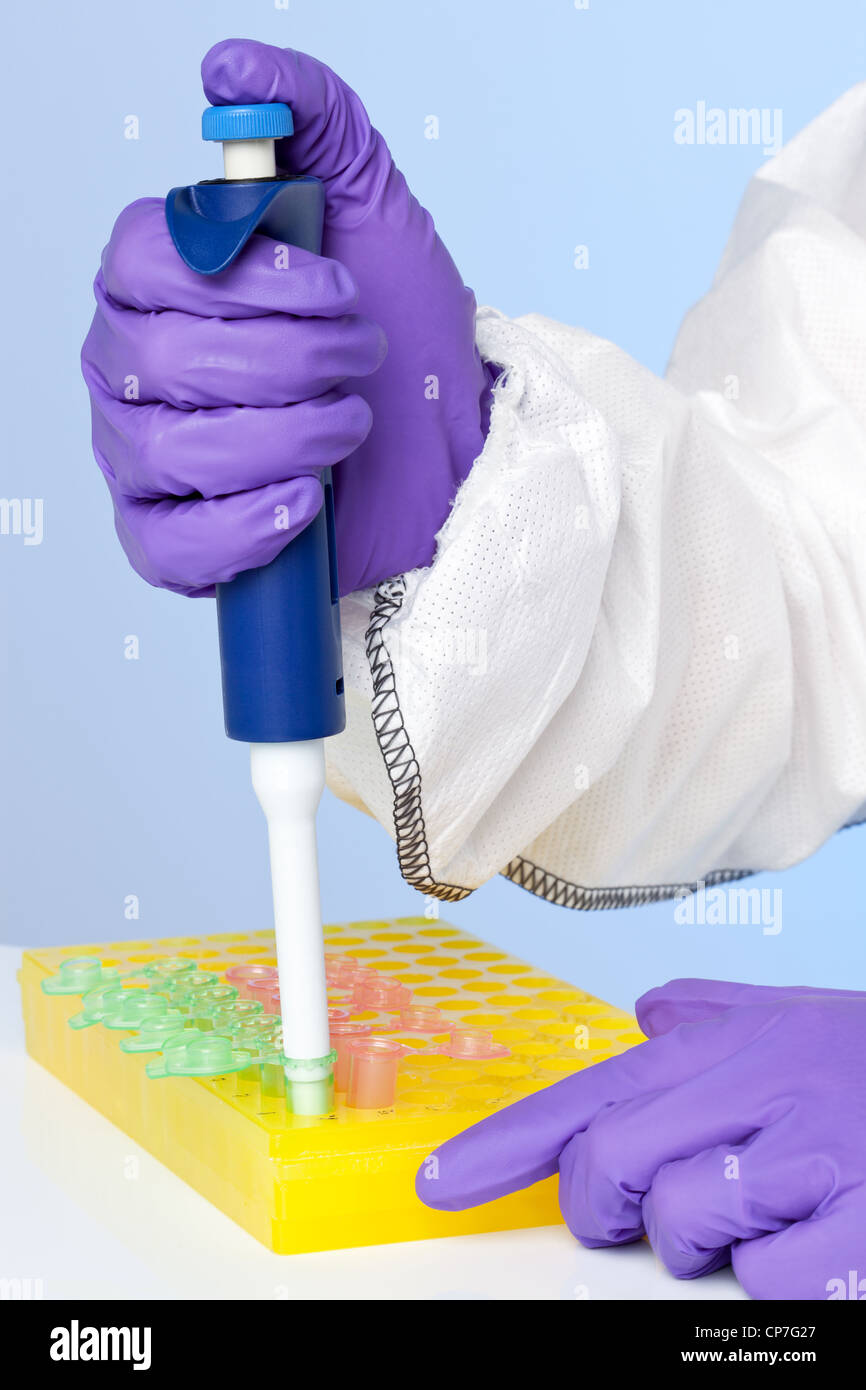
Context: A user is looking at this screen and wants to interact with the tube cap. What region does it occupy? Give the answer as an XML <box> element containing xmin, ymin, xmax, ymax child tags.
<box><xmin>202</xmin><ymin>103</ymin><xmax>293</xmax><ymax>142</ymax></box>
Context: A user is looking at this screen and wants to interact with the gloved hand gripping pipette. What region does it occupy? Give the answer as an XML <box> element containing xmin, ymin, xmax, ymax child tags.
<box><xmin>166</xmin><ymin>103</ymin><xmax>343</xmax><ymax>1115</ymax></box>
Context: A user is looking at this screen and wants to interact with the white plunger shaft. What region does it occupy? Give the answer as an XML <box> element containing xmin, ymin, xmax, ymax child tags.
<box><xmin>222</xmin><ymin>136</ymin><xmax>277</xmax><ymax>180</ymax></box>
<box><xmin>250</xmin><ymin>741</ymin><xmax>331</xmax><ymax>1064</ymax></box>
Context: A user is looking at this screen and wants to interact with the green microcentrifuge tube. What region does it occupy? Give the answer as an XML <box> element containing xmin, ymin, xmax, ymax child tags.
<box><xmin>42</xmin><ymin>957</ymin><xmax>120</xmax><ymax>995</ymax></box>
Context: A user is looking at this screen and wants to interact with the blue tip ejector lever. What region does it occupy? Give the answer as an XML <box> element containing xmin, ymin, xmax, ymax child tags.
<box><xmin>165</xmin><ymin>102</ymin><xmax>345</xmax><ymax>746</ymax></box>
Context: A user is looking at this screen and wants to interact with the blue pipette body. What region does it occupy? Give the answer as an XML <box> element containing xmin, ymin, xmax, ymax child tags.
<box><xmin>165</xmin><ymin>103</ymin><xmax>346</xmax><ymax>745</ymax></box>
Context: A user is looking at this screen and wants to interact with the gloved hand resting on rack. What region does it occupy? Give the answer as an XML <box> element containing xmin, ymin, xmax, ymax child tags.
<box><xmin>417</xmin><ymin>979</ymin><xmax>866</xmax><ymax>1301</ymax></box>
<box><xmin>81</xmin><ymin>37</ymin><xmax>491</xmax><ymax>596</ymax></box>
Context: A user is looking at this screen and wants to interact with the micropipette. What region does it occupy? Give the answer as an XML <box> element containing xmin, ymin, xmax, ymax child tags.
<box><xmin>166</xmin><ymin>102</ymin><xmax>344</xmax><ymax>1114</ymax></box>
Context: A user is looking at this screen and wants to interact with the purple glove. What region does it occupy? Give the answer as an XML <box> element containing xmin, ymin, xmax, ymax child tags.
<box><xmin>81</xmin><ymin>38</ymin><xmax>490</xmax><ymax>597</ymax></box>
<box><xmin>417</xmin><ymin>979</ymin><xmax>866</xmax><ymax>1300</ymax></box>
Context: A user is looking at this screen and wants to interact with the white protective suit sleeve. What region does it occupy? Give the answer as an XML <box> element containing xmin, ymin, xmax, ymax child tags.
<box><xmin>325</xmin><ymin>82</ymin><xmax>866</xmax><ymax>908</ymax></box>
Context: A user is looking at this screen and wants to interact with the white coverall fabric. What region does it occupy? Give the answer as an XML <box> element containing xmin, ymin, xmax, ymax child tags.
<box><xmin>326</xmin><ymin>83</ymin><xmax>866</xmax><ymax>902</ymax></box>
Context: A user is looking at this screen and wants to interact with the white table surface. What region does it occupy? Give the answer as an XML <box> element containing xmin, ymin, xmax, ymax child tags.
<box><xmin>1</xmin><ymin>946</ymin><xmax>745</xmax><ymax>1301</ymax></box>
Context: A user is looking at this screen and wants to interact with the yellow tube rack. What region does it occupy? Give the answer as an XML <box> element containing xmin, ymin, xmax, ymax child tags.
<box><xmin>19</xmin><ymin>917</ymin><xmax>644</xmax><ymax>1254</ymax></box>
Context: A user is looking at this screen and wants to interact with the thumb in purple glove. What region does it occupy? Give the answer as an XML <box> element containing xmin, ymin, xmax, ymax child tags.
<box><xmin>417</xmin><ymin>978</ymin><xmax>866</xmax><ymax>1300</ymax></box>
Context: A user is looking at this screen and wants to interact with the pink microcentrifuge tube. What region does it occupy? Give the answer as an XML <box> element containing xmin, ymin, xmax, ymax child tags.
<box><xmin>443</xmin><ymin>1027</ymin><xmax>510</xmax><ymax>1061</ymax></box>
<box><xmin>325</xmin><ymin>956</ymin><xmax>363</xmax><ymax>986</ymax></box>
<box><xmin>247</xmin><ymin>976</ymin><xmax>280</xmax><ymax>1012</ymax></box>
<box><xmin>344</xmin><ymin>968</ymin><xmax>376</xmax><ymax>995</ymax></box>
<box><xmin>324</xmin><ymin>953</ymin><xmax>351</xmax><ymax>981</ymax></box>
<box><xmin>398</xmin><ymin>1005</ymin><xmax>450</xmax><ymax>1033</ymax></box>
<box><xmin>330</xmin><ymin>1020</ymin><xmax>373</xmax><ymax>1091</ymax></box>
<box><xmin>346</xmin><ymin>1037</ymin><xmax>405</xmax><ymax>1109</ymax></box>
<box><xmin>353</xmin><ymin>977</ymin><xmax>412</xmax><ymax>1012</ymax></box>
<box><xmin>264</xmin><ymin>986</ymin><xmax>282</xmax><ymax>1016</ymax></box>
<box><xmin>224</xmin><ymin>964</ymin><xmax>278</xmax><ymax>1001</ymax></box>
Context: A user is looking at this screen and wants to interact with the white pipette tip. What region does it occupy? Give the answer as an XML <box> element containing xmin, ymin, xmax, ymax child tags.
<box><xmin>250</xmin><ymin>740</ymin><xmax>335</xmax><ymax>1115</ymax></box>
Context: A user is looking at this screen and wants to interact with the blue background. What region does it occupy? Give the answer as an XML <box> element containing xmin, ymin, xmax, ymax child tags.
<box><xmin>2</xmin><ymin>0</ymin><xmax>864</xmax><ymax>1008</ymax></box>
